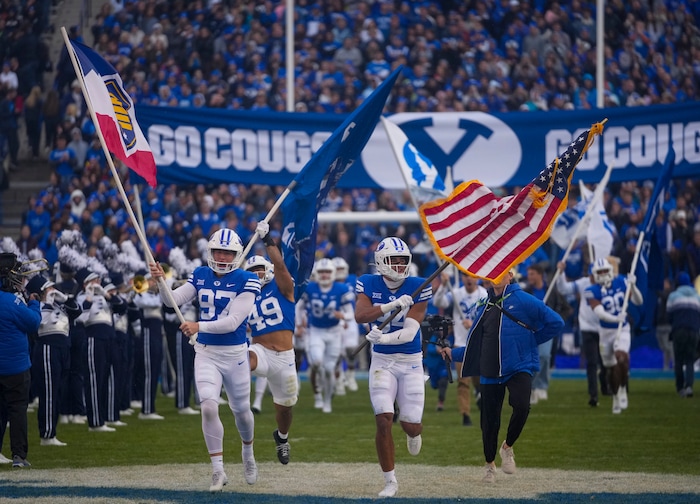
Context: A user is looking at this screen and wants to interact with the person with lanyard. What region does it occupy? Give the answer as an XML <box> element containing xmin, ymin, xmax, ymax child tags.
<box><xmin>439</xmin><ymin>268</ymin><xmax>563</xmax><ymax>483</ymax></box>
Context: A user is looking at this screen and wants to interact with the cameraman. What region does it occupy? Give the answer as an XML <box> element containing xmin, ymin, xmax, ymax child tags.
<box><xmin>0</xmin><ymin>254</ymin><xmax>42</xmax><ymax>468</ymax></box>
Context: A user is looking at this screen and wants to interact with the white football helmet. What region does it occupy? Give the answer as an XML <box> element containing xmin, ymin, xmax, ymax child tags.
<box><xmin>592</xmin><ymin>258</ymin><xmax>614</xmax><ymax>288</ymax></box>
<box><xmin>313</xmin><ymin>258</ymin><xmax>336</xmax><ymax>287</ymax></box>
<box><xmin>332</xmin><ymin>257</ymin><xmax>349</xmax><ymax>282</ymax></box>
<box><xmin>244</xmin><ymin>255</ymin><xmax>274</xmax><ymax>285</ymax></box>
<box><xmin>375</xmin><ymin>237</ymin><xmax>412</xmax><ymax>281</ymax></box>
<box><xmin>207</xmin><ymin>229</ymin><xmax>243</xmax><ymax>274</ymax></box>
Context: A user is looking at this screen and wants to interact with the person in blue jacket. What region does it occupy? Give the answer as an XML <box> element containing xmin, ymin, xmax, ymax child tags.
<box><xmin>439</xmin><ymin>268</ymin><xmax>563</xmax><ymax>484</ymax></box>
<box><xmin>0</xmin><ymin>254</ymin><xmax>42</xmax><ymax>468</ymax></box>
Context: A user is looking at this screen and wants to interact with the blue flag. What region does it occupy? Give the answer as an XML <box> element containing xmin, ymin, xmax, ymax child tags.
<box><xmin>281</xmin><ymin>67</ymin><xmax>403</xmax><ymax>300</ymax></box>
<box><xmin>635</xmin><ymin>148</ymin><xmax>675</xmax><ymax>292</ymax></box>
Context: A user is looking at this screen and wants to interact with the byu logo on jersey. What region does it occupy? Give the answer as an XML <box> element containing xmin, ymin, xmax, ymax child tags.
<box><xmin>105</xmin><ymin>79</ymin><xmax>137</xmax><ymax>151</ymax></box>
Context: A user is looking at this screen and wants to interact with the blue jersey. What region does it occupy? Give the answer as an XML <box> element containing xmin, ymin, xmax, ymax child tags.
<box><xmin>303</xmin><ymin>281</ymin><xmax>353</xmax><ymax>328</ymax></box>
<box><xmin>248</xmin><ymin>281</ymin><xmax>295</xmax><ymax>337</ymax></box>
<box><xmin>356</xmin><ymin>274</ymin><xmax>432</xmax><ymax>355</ymax></box>
<box><xmin>188</xmin><ymin>266</ymin><xmax>261</xmax><ymax>345</ymax></box>
<box><xmin>584</xmin><ymin>275</ymin><xmax>629</xmax><ymax>329</ymax></box>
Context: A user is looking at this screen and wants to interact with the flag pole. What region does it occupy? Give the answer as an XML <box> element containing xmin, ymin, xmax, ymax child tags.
<box><xmin>580</xmin><ymin>180</ymin><xmax>595</xmax><ymax>262</ymax></box>
<box><xmin>237</xmin><ymin>180</ymin><xmax>298</xmax><ymax>267</ymax></box>
<box><xmin>380</xmin><ymin>117</ymin><xmax>463</xmax><ymax>321</ymax></box>
<box><xmin>351</xmin><ymin>260</ymin><xmax>450</xmax><ymax>358</ymax></box>
<box><xmin>60</xmin><ymin>27</ymin><xmax>189</xmax><ymax>335</ymax></box>
<box><xmin>544</xmin><ymin>163</ymin><xmax>614</xmax><ymax>303</ymax></box>
<box><xmin>615</xmin><ymin>229</ymin><xmax>645</xmax><ymax>340</ymax></box>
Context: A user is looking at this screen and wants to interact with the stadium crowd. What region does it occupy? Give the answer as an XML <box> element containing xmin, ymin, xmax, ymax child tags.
<box><xmin>2</xmin><ymin>0</ymin><xmax>696</xmax><ymax>279</ymax></box>
<box><xmin>1</xmin><ymin>0</ymin><xmax>699</xmax><ymax>475</ymax></box>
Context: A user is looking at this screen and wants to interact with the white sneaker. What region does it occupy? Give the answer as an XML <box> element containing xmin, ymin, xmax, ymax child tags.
<box><xmin>165</xmin><ymin>391</ymin><xmax>176</xmax><ymax>398</ymax></box>
<box><xmin>71</xmin><ymin>415</ymin><xmax>87</xmax><ymax>424</ymax></box>
<box><xmin>40</xmin><ymin>437</ymin><xmax>67</xmax><ymax>446</ymax></box>
<box><xmin>138</xmin><ymin>413</ymin><xmax>165</xmax><ymax>420</ymax></box>
<box><xmin>529</xmin><ymin>390</ymin><xmax>539</xmax><ymax>405</ymax></box>
<box><xmin>89</xmin><ymin>425</ymin><xmax>116</xmax><ymax>432</ymax></box>
<box><xmin>58</xmin><ymin>415</ymin><xmax>71</xmax><ymax>424</ymax></box>
<box><xmin>130</xmin><ymin>400</ymin><xmax>142</xmax><ymax>409</ymax></box>
<box><xmin>120</xmin><ymin>408</ymin><xmax>134</xmax><ymax>416</ymax></box>
<box><xmin>612</xmin><ymin>394</ymin><xmax>621</xmax><ymax>414</ymax></box>
<box><xmin>378</xmin><ymin>480</ymin><xmax>398</xmax><ymax>497</ymax></box>
<box><xmin>209</xmin><ymin>471</ymin><xmax>228</xmax><ymax>492</ymax></box>
<box><xmin>407</xmin><ymin>434</ymin><xmax>422</xmax><ymax>456</ymax></box>
<box><xmin>618</xmin><ymin>386</ymin><xmax>628</xmax><ymax>410</ymax></box>
<box><xmin>346</xmin><ymin>374</ymin><xmax>358</xmax><ymax>392</ymax></box>
<box><xmin>335</xmin><ymin>379</ymin><xmax>346</xmax><ymax>396</ymax></box>
<box><xmin>178</xmin><ymin>407</ymin><xmax>200</xmax><ymax>415</ymax></box>
<box><xmin>499</xmin><ymin>441</ymin><xmax>516</xmax><ymax>474</ymax></box>
<box><xmin>106</xmin><ymin>420</ymin><xmax>127</xmax><ymax>427</ymax></box>
<box><xmin>482</xmin><ymin>464</ymin><xmax>497</xmax><ymax>483</ymax></box>
<box><xmin>537</xmin><ymin>389</ymin><xmax>548</xmax><ymax>401</ymax></box>
<box><xmin>322</xmin><ymin>399</ymin><xmax>332</xmax><ymax>414</ymax></box>
<box><xmin>243</xmin><ymin>451</ymin><xmax>258</xmax><ymax>485</ymax></box>
<box><xmin>0</xmin><ymin>453</ymin><xmax>11</xmax><ymax>464</ymax></box>
<box><xmin>217</xmin><ymin>396</ymin><xmax>228</xmax><ymax>405</ymax></box>
<box><xmin>314</xmin><ymin>393</ymin><xmax>323</xmax><ymax>409</ymax></box>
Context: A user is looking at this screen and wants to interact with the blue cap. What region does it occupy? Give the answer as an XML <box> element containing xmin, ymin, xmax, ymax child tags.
<box><xmin>678</xmin><ymin>272</ymin><xmax>692</xmax><ymax>286</ymax></box>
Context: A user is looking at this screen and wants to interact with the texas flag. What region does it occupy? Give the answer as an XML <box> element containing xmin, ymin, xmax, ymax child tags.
<box><xmin>70</xmin><ymin>40</ymin><xmax>157</xmax><ymax>187</ymax></box>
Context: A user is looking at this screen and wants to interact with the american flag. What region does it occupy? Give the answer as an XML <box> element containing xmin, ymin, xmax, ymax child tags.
<box><xmin>419</xmin><ymin>122</ymin><xmax>605</xmax><ymax>283</ymax></box>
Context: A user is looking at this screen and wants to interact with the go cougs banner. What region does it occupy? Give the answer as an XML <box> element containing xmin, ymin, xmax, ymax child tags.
<box><xmin>136</xmin><ymin>102</ymin><xmax>700</xmax><ymax>188</ymax></box>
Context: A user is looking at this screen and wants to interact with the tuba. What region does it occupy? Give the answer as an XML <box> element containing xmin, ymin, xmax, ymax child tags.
<box><xmin>132</xmin><ymin>274</ymin><xmax>149</xmax><ymax>294</ymax></box>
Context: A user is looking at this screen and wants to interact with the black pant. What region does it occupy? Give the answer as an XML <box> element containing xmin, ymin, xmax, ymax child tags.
<box><xmin>672</xmin><ymin>327</ymin><xmax>700</xmax><ymax>392</ymax></box>
<box><xmin>480</xmin><ymin>372</ymin><xmax>531</xmax><ymax>464</ymax></box>
<box><xmin>165</xmin><ymin>320</ymin><xmax>196</xmax><ymax>409</ymax></box>
<box><xmin>0</xmin><ymin>369</ymin><xmax>31</xmax><ymax>459</ymax></box>
<box><xmin>581</xmin><ymin>330</ymin><xmax>606</xmax><ymax>399</ymax></box>
<box><xmin>32</xmin><ymin>338</ymin><xmax>70</xmax><ymax>439</ymax></box>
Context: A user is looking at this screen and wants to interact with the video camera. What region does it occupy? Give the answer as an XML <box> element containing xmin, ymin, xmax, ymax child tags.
<box><xmin>0</xmin><ymin>253</ymin><xmax>23</xmax><ymax>293</ymax></box>
<box><xmin>420</xmin><ymin>314</ymin><xmax>453</xmax><ymax>346</ymax></box>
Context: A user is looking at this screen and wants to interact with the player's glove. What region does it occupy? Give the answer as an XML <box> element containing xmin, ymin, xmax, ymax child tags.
<box><xmin>365</xmin><ymin>326</ymin><xmax>383</xmax><ymax>344</ymax></box>
<box><xmin>626</xmin><ymin>273</ymin><xmax>636</xmax><ymax>286</ymax></box>
<box><xmin>256</xmin><ymin>221</ymin><xmax>275</xmax><ymax>246</ymax></box>
<box><xmin>380</xmin><ymin>294</ymin><xmax>414</xmax><ymax>314</ymax></box>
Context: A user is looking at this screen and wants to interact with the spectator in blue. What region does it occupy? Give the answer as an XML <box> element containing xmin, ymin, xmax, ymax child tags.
<box><xmin>666</xmin><ymin>272</ymin><xmax>700</xmax><ymax>398</ymax></box>
<box><xmin>25</xmin><ymin>200</ymin><xmax>51</xmax><ymax>243</ymax></box>
<box><xmin>49</xmin><ymin>135</ymin><xmax>78</xmax><ymax>192</ymax></box>
<box><xmin>190</xmin><ymin>195</ymin><xmax>220</xmax><ymax>237</ymax></box>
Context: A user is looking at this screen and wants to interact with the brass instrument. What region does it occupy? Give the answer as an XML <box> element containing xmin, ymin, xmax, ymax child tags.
<box><xmin>132</xmin><ymin>274</ymin><xmax>149</xmax><ymax>294</ymax></box>
<box><xmin>18</xmin><ymin>258</ymin><xmax>50</xmax><ymax>276</ymax></box>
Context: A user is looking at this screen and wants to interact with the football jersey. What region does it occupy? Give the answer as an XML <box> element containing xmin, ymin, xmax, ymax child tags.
<box><xmin>356</xmin><ymin>274</ymin><xmax>432</xmax><ymax>355</ymax></box>
<box><xmin>248</xmin><ymin>280</ymin><xmax>295</xmax><ymax>337</ymax></box>
<box><xmin>584</xmin><ymin>275</ymin><xmax>629</xmax><ymax>329</ymax></box>
<box><xmin>303</xmin><ymin>281</ymin><xmax>354</xmax><ymax>329</ymax></box>
<box><xmin>188</xmin><ymin>266</ymin><xmax>261</xmax><ymax>345</ymax></box>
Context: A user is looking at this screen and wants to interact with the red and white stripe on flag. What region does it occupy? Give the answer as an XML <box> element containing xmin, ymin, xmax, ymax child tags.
<box><xmin>419</xmin><ymin>122</ymin><xmax>606</xmax><ymax>284</ymax></box>
<box><xmin>420</xmin><ymin>180</ymin><xmax>567</xmax><ymax>283</ymax></box>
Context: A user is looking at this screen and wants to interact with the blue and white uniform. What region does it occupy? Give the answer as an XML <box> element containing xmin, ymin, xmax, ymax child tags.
<box><xmin>585</xmin><ymin>275</ymin><xmax>633</xmax><ymax>366</ymax></box>
<box><xmin>356</xmin><ymin>274</ymin><xmax>432</xmax><ymax>422</ymax></box>
<box><xmin>302</xmin><ymin>281</ymin><xmax>354</xmax><ymax>370</ymax></box>
<box><xmin>32</xmin><ymin>298</ymin><xmax>80</xmax><ymax>440</ymax></box>
<box><xmin>132</xmin><ymin>290</ymin><xmax>163</xmax><ymax>416</ymax></box>
<box><xmin>248</xmin><ymin>281</ymin><xmax>298</xmax><ymax>407</ymax></box>
<box><xmin>163</xmin><ymin>265</ymin><xmax>260</xmax><ymax>447</ymax></box>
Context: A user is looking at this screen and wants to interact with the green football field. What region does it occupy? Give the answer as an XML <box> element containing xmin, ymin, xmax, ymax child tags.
<box><xmin>8</xmin><ymin>373</ymin><xmax>698</xmax><ymax>475</ymax></box>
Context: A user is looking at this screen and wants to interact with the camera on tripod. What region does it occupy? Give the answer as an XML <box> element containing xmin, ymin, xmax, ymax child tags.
<box><xmin>421</xmin><ymin>314</ymin><xmax>453</xmax><ymax>348</ymax></box>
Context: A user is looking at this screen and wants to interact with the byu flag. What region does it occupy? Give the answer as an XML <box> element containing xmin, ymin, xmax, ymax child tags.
<box><xmin>281</xmin><ymin>67</ymin><xmax>402</xmax><ymax>300</ymax></box>
<box><xmin>381</xmin><ymin>116</ymin><xmax>446</xmax><ymax>206</ymax></box>
<box><xmin>635</xmin><ymin>148</ymin><xmax>675</xmax><ymax>292</ymax></box>
<box><xmin>580</xmin><ymin>182</ymin><xmax>616</xmax><ymax>260</ymax></box>
<box><xmin>70</xmin><ymin>40</ymin><xmax>157</xmax><ymax>187</ymax></box>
